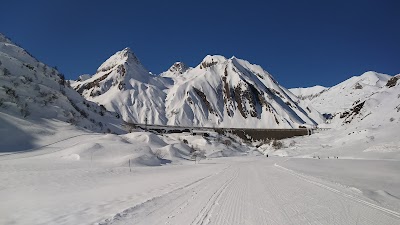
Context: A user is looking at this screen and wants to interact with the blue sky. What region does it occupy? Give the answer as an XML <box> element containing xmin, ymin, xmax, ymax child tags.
<box><xmin>1</xmin><ymin>0</ymin><xmax>399</xmax><ymax>88</ymax></box>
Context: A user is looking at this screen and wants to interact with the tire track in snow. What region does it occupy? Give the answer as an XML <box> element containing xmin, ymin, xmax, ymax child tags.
<box><xmin>274</xmin><ymin>163</ymin><xmax>400</xmax><ymax>220</ymax></box>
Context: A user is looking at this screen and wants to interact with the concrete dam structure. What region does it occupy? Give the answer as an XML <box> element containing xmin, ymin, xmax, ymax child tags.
<box><xmin>125</xmin><ymin>123</ymin><xmax>311</xmax><ymax>141</ymax></box>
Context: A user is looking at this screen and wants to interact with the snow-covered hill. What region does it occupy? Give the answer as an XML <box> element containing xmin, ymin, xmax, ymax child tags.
<box><xmin>289</xmin><ymin>85</ymin><xmax>327</xmax><ymax>101</ymax></box>
<box><xmin>74</xmin><ymin>50</ymin><xmax>325</xmax><ymax>128</ymax></box>
<box><xmin>0</xmin><ymin>33</ymin><xmax>124</xmax><ymax>151</ymax></box>
<box><xmin>331</xmin><ymin>73</ymin><xmax>400</xmax><ymax>127</ymax></box>
<box><xmin>292</xmin><ymin>71</ymin><xmax>391</xmax><ymax>115</ymax></box>
<box><xmin>272</xmin><ymin>73</ymin><xmax>400</xmax><ymax>160</ymax></box>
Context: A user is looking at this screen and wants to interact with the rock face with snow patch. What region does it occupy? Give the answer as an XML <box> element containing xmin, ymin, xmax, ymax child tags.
<box><xmin>386</xmin><ymin>75</ymin><xmax>399</xmax><ymax>88</ymax></box>
<box><xmin>168</xmin><ymin>62</ymin><xmax>189</xmax><ymax>74</ymax></box>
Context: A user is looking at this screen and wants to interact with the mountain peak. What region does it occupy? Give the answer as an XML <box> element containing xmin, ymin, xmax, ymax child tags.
<box><xmin>97</xmin><ymin>47</ymin><xmax>142</xmax><ymax>72</ymax></box>
<box><xmin>199</xmin><ymin>55</ymin><xmax>227</xmax><ymax>69</ymax></box>
<box><xmin>76</xmin><ymin>47</ymin><xmax>151</xmax><ymax>97</ymax></box>
<box><xmin>359</xmin><ymin>71</ymin><xmax>379</xmax><ymax>79</ymax></box>
<box><xmin>122</xmin><ymin>47</ymin><xmax>131</xmax><ymax>52</ymax></box>
<box><xmin>168</xmin><ymin>62</ymin><xmax>188</xmax><ymax>74</ymax></box>
<box><xmin>357</xmin><ymin>71</ymin><xmax>391</xmax><ymax>86</ymax></box>
<box><xmin>119</xmin><ymin>47</ymin><xmax>141</xmax><ymax>64</ymax></box>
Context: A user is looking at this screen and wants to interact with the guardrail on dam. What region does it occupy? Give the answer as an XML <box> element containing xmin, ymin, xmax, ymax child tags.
<box><xmin>124</xmin><ymin>122</ymin><xmax>312</xmax><ymax>141</ymax></box>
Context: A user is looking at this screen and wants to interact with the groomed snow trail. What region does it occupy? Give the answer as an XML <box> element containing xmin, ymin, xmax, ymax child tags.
<box><xmin>100</xmin><ymin>157</ymin><xmax>400</xmax><ymax>225</ymax></box>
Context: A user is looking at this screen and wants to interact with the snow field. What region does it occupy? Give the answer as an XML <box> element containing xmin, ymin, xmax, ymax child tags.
<box><xmin>99</xmin><ymin>157</ymin><xmax>400</xmax><ymax>225</ymax></box>
<box><xmin>279</xmin><ymin>158</ymin><xmax>400</xmax><ymax>212</ymax></box>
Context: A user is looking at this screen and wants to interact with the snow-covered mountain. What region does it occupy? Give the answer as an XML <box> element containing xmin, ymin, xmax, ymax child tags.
<box><xmin>0</xmin><ymin>33</ymin><xmax>124</xmax><ymax>150</ymax></box>
<box><xmin>74</xmin><ymin>50</ymin><xmax>325</xmax><ymax>128</ymax></box>
<box><xmin>73</xmin><ymin>48</ymin><xmax>168</xmax><ymax>124</ymax></box>
<box><xmin>290</xmin><ymin>71</ymin><xmax>392</xmax><ymax>115</ymax></box>
<box><xmin>163</xmin><ymin>55</ymin><xmax>324</xmax><ymax>128</ymax></box>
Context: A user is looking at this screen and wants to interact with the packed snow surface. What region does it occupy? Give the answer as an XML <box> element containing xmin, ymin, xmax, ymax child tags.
<box><xmin>1</xmin><ymin>145</ymin><xmax>399</xmax><ymax>225</ymax></box>
<box><xmin>1</xmin><ymin>108</ymin><xmax>400</xmax><ymax>225</ymax></box>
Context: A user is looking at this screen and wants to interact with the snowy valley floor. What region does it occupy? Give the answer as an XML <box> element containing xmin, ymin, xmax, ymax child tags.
<box><xmin>1</xmin><ymin>137</ymin><xmax>400</xmax><ymax>225</ymax></box>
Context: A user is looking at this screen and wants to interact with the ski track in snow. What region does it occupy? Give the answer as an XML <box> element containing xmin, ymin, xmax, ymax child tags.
<box><xmin>99</xmin><ymin>158</ymin><xmax>400</xmax><ymax>225</ymax></box>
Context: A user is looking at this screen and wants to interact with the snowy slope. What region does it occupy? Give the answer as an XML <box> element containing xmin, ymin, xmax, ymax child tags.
<box><xmin>305</xmin><ymin>71</ymin><xmax>391</xmax><ymax>114</ymax></box>
<box><xmin>289</xmin><ymin>85</ymin><xmax>327</xmax><ymax>101</ymax></box>
<box><xmin>73</xmin><ymin>48</ymin><xmax>168</xmax><ymax>124</ymax></box>
<box><xmin>0</xmin><ymin>33</ymin><xmax>124</xmax><ymax>151</ymax></box>
<box><xmin>75</xmin><ymin>50</ymin><xmax>324</xmax><ymax>128</ymax></box>
<box><xmin>267</xmin><ymin>74</ymin><xmax>400</xmax><ymax>160</ymax></box>
<box><xmin>330</xmin><ymin>73</ymin><xmax>400</xmax><ymax>127</ymax></box>
<box><xmin>257</xmin><ymin>76</ymin><xmax>400</xmax><ymax>212</ymax></box>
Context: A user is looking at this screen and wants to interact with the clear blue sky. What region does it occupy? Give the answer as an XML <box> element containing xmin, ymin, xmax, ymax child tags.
<box><xmin>1</xmin><ymin>0</ymin><xmax>399</xmax><ymax>88</ymax></box>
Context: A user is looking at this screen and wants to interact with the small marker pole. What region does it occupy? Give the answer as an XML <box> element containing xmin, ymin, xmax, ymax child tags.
<box><xmin>91</xmin><ymin>150</ymin><xmax>93</xmax><ymax>167</ymax></box>
<box><xmin>129</xmin><ymin>159</ymin><xmax>131</xmax><ymax>172</ymax></box>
